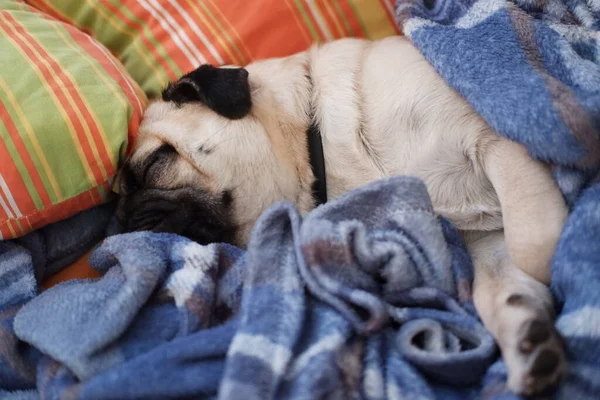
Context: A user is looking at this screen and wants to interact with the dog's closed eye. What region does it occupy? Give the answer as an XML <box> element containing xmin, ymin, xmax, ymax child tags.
<box><xmin>141</xmin><ymin>143</ymin><xmax>178</xmax><ymax>185</ymax></box>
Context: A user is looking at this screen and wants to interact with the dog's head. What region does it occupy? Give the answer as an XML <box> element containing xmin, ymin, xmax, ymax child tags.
<box><xmin>116</xmin><ymin>63</ymin><xmax>313</xmax><ymax>246</ymax></box>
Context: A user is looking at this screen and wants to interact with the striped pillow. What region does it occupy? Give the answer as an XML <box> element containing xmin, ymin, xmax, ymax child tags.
<box><xmin>25</xmin><ymin>0</ymin><xmax>400</xmax><ymax>97</ymax></box>
<box><xmin>0</xmin><ymin>1</ymin><xmax>146</xmax><ymax>239</ymax></box>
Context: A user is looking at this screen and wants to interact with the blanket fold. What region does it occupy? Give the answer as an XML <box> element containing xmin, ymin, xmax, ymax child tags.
<box><xmin>4</xmin><ymin>176</ymin><xmax>495</xmax><ymax>400</ymax></box>
<box><xmin>219</xmin><ymin>177</ymin><xmax>495</xmax><ymax>400</ymax></box>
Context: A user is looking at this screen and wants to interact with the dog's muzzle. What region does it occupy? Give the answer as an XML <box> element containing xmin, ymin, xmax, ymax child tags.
<box><xmin>116</xmin><ymin>186</ymin><xmax>235</xmax><ymax>245</ymax></box>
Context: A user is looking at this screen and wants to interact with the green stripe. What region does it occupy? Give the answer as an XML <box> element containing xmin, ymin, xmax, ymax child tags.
<box><xmin>15</xmin><ymin>219</ymin><xmax>24</xmax><ymax>234</ymax></box>
<box><xmin>47</xmin><ymin>0</ymin><xmax>178</xmax><ymax>97</ymax></box>
<box><xmin>294</xmin><ymin>0</ymin><xmax>322</xmax><ymax>42</ymax></box>
<box><xmin>105</xmin><ymin>0</ymin><xmax>183</xmax><ymax>85</ymax></box>
<box><xmin>198</xmin><ymin>0</ymin><xmax>248</xmax><ymax>65</ymax></box>
<box><xmin>333</xmin><ymin>0</ymin><xmax>355</xmax><ymax>36</ymax></box>
<box><xmin>347</xmin><ymin>0</ymin><xmax>371</xmax><ymax>39</ymax></box>
<box><xmin>0</xmin><ymin>118</ymin><xmax>44</xmax><ymax>210</ymax></box>
<box><xmin>97</xmin><ymin>183</ymin><xmax>109</xmax><ymax>200</ymax></box>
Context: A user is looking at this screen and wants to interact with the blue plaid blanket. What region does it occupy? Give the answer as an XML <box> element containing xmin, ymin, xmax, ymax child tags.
<box><xmin>2</xmin><ymin>172</ymin><xmax>599</xmax><ymax>399</ymax></box>
<box><xmin>395</xmin><ymin>0</ymin><xmax>600</xmax><ymax>398</ymax></box>
<box><xmin>2</xmin><ymin>177</ymin><xmax>498</xmax><ymax>400</ymax></box>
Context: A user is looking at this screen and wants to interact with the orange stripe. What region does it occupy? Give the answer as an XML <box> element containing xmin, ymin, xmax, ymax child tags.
<box><xmin>86</xmin><ymin>36</ymin><xmax>145</xmax><ymax>125</ymax></box>
<box><xmin>90</xmin><ymin>186</ymin><xmax>102</xmax><ymax>204</ymax></box>
<box><xmin>0</xmin><ymin>102</ymin><xmax>52</xmax><ymax>208</ymax></box>
<box><xmin>0</xmin><ymin>188</ymin><xmax>12</xmax><ymax>221</ymax></box>
<box><xmin>203</xmin><ymin>0</ymin><xmax>252</xmax><ymax>64</ymax></box>
<box><xmin>58</xmin><ymin>21</ymin><xmax>144</xmax><ymax>121</ymax></box>
<box><xmin>0</xmin><ymin>222</ymin><xmax>10</xmax><ymax>238</ymax></box>
<box><xmin>41</xmin><ymin>3</ymin><xmax>94</xmax><ymax>37</ymax></box>
<box><xmin>6</xmin><ymin>220</ymin><xmax>17</xmax><ymax>237</ymax></box>
<box><xmin>0</xmin><ymin>127</ymin><xmax>37</xmax><ymax>214</ymax></box>
<box><xmin>98</xmin><ymin>0</ymin><xmax>179</xmax><ymax>80</ymax></box>
<box><xmin>138</xmin><ymin>0</ymin><xmax>203</xmax><ymax>68</ymax></box>
<box><xmin>158</xmin><ymin>0</ymin><xmax>213</xmax><ymax>64</ymax></box>
<box><xmin>284</xmin><ymin>0</ymin><xmax>316</xmax><ymax>47</ymax></box>
<box><xmin>186</xmin><ymin>1</ymin><xmax>241</xmax><ymax>66</ymax></box>
<box><xmin>213</xmin><ymin>1</ymin><xmax>312</xmax><ymax>60</ymax></box>
<box><xmin>0</xmin><ymin>183</ymin><xmax>112</xmax><ymax>239</ymax></box>
<box><xmin>25</xmin><ymin>216</ymin><xmax>33</xmax><ymax>231</ymax></box>
<box><xmin>22</xmin><ymin>0</ymin><xmax>56</xmax><ymax>17</ymax></box>
<box><xmin>33</xmin><ymin>9</ymin><xmax>145</xmax><ymax>119</ymax></box>
<box><xmin>134</xmin><ymin>0</ymin><xmax>196</xmax><ymax>72</ymax></box>
<box><xmin>320</xmin><ymin>0</ymin><xmax>347</xmax><ymax>38</ymax></box>
<box><xmin>336</xmin><ymin>0</ymin><xmax>368</xmax><ymax>37</ymax></box>
<box><xmin>26</xmin><ymin>0</ymin><xmax>173</xmax><ymax>85</ymax></box>
<box><xmin>24</xmin><ymin>0</ymin><xmax>75</xmax><ymax>26</ymax></box>
<box><xmin>153</xmin><ymin>0</ymin><xmax>215</xmax><ymax>65</ymax></box>
<box><xmin>0</xmin><ymin>193</ymin><xmax>8</xmax><ymax>221</ymax></box>
<box><xmin>15</xmin><ymin>219</ymin><xmax>25</xmax><ymax>236</ymax></box>
<box><xmin>70</xmin><ymin>32</ymin><xmax>144</xmax><ymax>155</ymax></box>
<box><xmin>5</xmin><ymin>13</ymin><xmax>113</xmax><ymax>183</ymax></box>
<box><xmin>83</xmin><ymin>37</ymin><xmax>144</xmax><ymax>154</ymax></box>
<box><xmin>297</xmin><ymin>0</ymin><xmax>327</xmax><ymax>41</ymax></box>
<box><xmin>379</xmin><ymin>0</ymin><xmax>399</xmax><ymax>30</ymax></box>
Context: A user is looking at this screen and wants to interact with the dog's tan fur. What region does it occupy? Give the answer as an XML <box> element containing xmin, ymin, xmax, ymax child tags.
<box><xmin>122</xmin><ymin>36</ymin><xmax>568</xmax><ymax>394</ymax></box>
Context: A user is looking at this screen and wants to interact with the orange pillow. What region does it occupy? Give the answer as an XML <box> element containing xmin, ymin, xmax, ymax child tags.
<box><xmin>26</xmin><ymin>0</ymin><xmax>400</xmax><ymax>97</ymax></box>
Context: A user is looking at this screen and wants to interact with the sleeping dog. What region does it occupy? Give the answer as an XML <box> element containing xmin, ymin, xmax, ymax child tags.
<box><xmin>116</xmin><ymin>36</ymin><xmax>568</xmax><ymax>395</ymax></box>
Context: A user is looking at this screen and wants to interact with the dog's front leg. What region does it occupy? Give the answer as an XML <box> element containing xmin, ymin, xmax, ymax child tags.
<box><xmin>468</xmin><ymin>138</ymin><xmax>569</xmax><ymax>395</ymax></box>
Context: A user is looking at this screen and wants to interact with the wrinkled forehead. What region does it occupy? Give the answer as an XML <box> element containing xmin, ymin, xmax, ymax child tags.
<box><xmin>129</xmin><ymin>100</ymin><xmax>216</xmax><ymax>162</ymax></box>
<box><xmin>128</xmin><ymin>132</ymin><xmax>164</xmax><ymax>165</ymax></box>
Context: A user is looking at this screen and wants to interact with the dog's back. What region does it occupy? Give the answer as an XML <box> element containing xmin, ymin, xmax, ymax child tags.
<box><xmin>308</xmin><ymin>37</ymin><xmax>503</xmax><ymax>232</ymax></box>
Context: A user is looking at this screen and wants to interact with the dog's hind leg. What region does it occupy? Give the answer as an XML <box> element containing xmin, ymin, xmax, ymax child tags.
<box><xmin>469</xmin><ymin>232</ymin><xmax>566</xmax><ymax>395</ymax></box>
<box><xmin>468</xmin><ymin>138</ymin><xmax>569</xmax><ymax>395</ymax></box>
<box><xmin>482</xmin><ymin>137</ymin><xmax>568</xmax><ymax>285</ymax></box>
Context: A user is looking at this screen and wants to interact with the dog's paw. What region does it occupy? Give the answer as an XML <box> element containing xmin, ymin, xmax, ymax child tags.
<box><xmin>505</xmin><ymin>317</ymin><xmax>566</xmax><ymax>396</ymax></box>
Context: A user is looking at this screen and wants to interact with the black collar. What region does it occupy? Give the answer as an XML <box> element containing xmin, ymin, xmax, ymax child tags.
<box><xmin>305</xmin><ymin>65</ymin><xmax>327</xmax><ymax>206</ymax></box>
<box><xmin>307</xmin><ymin>118</ymin><xmax>327</xmax><ymax>206</ymax></box>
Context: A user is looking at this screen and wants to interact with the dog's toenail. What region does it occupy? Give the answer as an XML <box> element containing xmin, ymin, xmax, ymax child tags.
<box><xmin>530</xmin><ymin>349</ymin><xmax>559</xmax><ymax>377</ymax></box>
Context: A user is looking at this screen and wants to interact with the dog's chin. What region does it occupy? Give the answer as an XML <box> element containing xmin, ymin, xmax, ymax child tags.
<box><xmin>116</xmin><ymin>186</ymin><xmax>236</xmax><ymax>246</ymax></box>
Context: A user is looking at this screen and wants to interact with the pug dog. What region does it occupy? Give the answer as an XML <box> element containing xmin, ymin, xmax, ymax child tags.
<box><xmin>116</xmin><ymin>36</ymin><xmax>568</xmax><ymax>395</ymax></box>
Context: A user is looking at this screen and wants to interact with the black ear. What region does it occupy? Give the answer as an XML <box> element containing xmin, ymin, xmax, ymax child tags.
<box><xmin>162</xmin><ymin>64</ymin><xmax>251</xmax><ymax>119</ymax></box>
